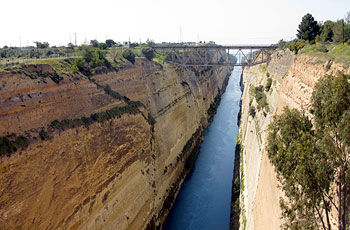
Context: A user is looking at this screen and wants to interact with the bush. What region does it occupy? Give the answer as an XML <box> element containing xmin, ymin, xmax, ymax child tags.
<box><xmin>265</xmin><ymin>78</ymin><xmax>272</xmax><ymax>92</ymax></box>
<box><xmin>71</xmin><ymin>64</ymin><xmax>79</xmax><ymax>73</ymax></box>
<box><xmin>39</xmin><ymin>129</ymin><xmax>48</xmax><ymax>140</ymax></box>
<box><xmin>90</xmin><ymin>40</ymin><xmax>99</xmax><ymax>48</ymax></box>
<box><xmin>98</xmin><ymin>43</ymin><xmax>108</xmax><ymax>50</ymax></box>
<box><xmin>253</xmin><ymin>85</ymin><xmax>269</xmax><ymax>111</ymax></box>
<box><xmin>316</xmin><ymin>45</ymin><xmax>328</xmax><ymax>53</ymax></box>
<box><xmin>142</xmin><ymin>47</ymin><xmax>155</xmax><ymax>61</ymax></box>
<box><xmin>122</xmin><ymin>49</ymin><xmax>135</xmax><ymax>64</ymax></box>
<box><xmin>288</xmin><ymin>40</ymin><xmax>306</xmax><ymax>54</ymax></box>
<box><xmin>0</xmin><ymin>135</ymin><xmax>28</xmax><ymax>156</ymax></box>
<box><xmin>106</xmin><ymin>39</ymin><xmax>116</xmax><ymax>48</ymax></box>
<box><xmin>249</xmin><ymin>105</ymin><xmax>256</xmax><ymax>117</ymax></box>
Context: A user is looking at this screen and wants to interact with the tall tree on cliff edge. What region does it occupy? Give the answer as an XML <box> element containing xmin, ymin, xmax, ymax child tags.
<box><xmin>268</xmin><ymin>73</ymin><xmax>350</xmax><ymax>230</ymax></box>
<box><xmin>297</xmin><ymin>13</ymin><xmax>320</xmax><ymax>42</ymax></box>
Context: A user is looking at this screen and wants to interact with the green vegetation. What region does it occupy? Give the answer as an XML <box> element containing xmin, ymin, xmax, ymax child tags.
<box><xmin>299</xmin><ymin>43</ymin><xmax>350</xmax><ymax>64</ymax></box>
<box><xmin>283</xmin><ymin>11</ymin><xmax>350</xmax><ymax>60</ymax></box>
<box><xmin>50</xmin><ymin>103</ymin><xmax>140</xmax><ymax>131</ymax></box>
<box><xmin>34</xmin><ymin>41</ymin><xmax>50</xmax><ymax>49</ymax></box>
<box><xmin>98</xmin><ymin>43</ymin><xmax>108</xmax><ymax>50</ymax></box>
<box><xmin>122</xmin><ymin>49</ymin><xmax>135</xmax><ymax>64</ymax></box>
<box><xmin>250</xmin><ymin>85</ymin><xmax>269</xmax><ymax>112</ymax></box>
<box><xmin>105</xmin><ymin>39</ymin><xmax>116</xmax><ymax>48</ymax></box>
<box><xmin>72</xmin><ymin>45</ymin><xmax>111</xmax><ymax>75</ymax></box>
<box><xmin>288</xmin><ymin>40</ymin><xmax>306</xmax><ymax>54</ymax></box>
<box><xmin>267</xmin><ymin>72</ymin><xmax>350</xmax><ymax>229</ymax></box>
<box><xmin>265</xmin><ymin>77</ymin><xmax>272</xmax><ymax>92</ymax></box>
<box><xmin>142</xmin><ymin>47</ymin><xmax>155</xmax><ymax>61</ymax></box>
<box><xmin>4</xmin><ymin>63</ymin><xmax>64</xmax><ymax>83</ymax></box>
<box><xmin>297</xmin><ymin>13</ymin><xmax>320</xmax><ymax>42</ymax></box>
<box><xmin>147</xmin><ymin>113</ymin><xmax>156</xmax><ymax>127</ymax></box>
<box><xmin>0</xmin><ymin>134</ymin><xmax>28</xmax><ymax>156</ymax></box>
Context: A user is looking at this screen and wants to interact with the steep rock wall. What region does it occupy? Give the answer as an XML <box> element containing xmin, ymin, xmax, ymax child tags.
<box><xmin>239</xmin><ymin>50</ymin><xmax>350</xmax><ymax>230</ymax></box>
<box><xmin>0</xmin><ymin>57</ymin><xmax>231</xmax><ymax>229</ymax></box>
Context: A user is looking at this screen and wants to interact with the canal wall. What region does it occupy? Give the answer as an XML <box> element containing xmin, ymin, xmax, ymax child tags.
<box><xmin>0</xmin><ymin>52</ymin><xmax>231</xmax><ymax>229</ymax></box>
<box><xmin>237</xmin><ymin>49</ymin><xmax>350</xmax><ymax>230</ymax></box>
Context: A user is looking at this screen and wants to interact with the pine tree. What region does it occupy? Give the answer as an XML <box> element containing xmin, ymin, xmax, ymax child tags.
<box><xmin>297</xmin><ymin>13</ymin><xmax>321</xmax><ymax>41</ymax></box>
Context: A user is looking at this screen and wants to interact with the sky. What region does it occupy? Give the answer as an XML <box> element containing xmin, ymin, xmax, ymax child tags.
<box><xmin>0</xmin><ymin>0</ymin><xmax>349</xmax><ymax>47</ymax></box>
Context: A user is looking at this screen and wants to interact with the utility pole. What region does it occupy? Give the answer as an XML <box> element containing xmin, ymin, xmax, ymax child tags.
<box><xmin>342</xmin><ymin>19</ymin><xmax>345</xmax><ymax>44</ymax></box>
<box><xmin>180</xmin><ymin>25</ymin><xmax>183</xmax><ymax>43</ymax></box>
<box><xmin>74</xmin><ymin>33</ymin><xmax>77</xmax><ymax>46</ymax></box>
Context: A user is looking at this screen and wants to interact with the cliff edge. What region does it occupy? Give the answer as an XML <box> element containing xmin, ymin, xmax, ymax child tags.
<box><xmin>0</xmin><ymin>53</ymin><xmax>231</xmax><ymax>230</ymax></box>
<box><xmin>238</xmin><ymin>49</ymin><xmax>350</xmax><ymax>230</ymax></box>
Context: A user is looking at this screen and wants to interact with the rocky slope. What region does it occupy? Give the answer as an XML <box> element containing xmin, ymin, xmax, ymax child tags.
<box><xmin>0</xmin><ymin>54</ymin><xmax>231</xmax><ymax>229</ymax></box>
<box><xmin>238</xmin><ymin>50</ymin><xmax>350</xmax><ymax>230</ymax></box>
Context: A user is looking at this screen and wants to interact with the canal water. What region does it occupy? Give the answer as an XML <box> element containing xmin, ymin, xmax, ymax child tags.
<box><xmin>163</xmin><ymin>68</ymin><xmax>242</xmax><ymax>230</ymax></box>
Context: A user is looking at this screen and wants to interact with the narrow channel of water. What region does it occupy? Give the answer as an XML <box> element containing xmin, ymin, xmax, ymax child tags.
<box><xmin>163</xmin><ymin>68</ymin><xmax>242</xmax><ymax>230</ymax></box>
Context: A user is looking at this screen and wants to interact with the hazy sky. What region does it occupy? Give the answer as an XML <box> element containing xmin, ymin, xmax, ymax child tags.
<box><xmin>1</xmin><ymin>0</ymin><xmax>349</xmax><ymax>47</ymax></box>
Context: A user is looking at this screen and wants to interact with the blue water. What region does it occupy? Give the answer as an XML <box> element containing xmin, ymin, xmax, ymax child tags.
<box><xmin>163</xmin><ymin>68</ymin><xmax>242</xmax><ymax>230</ymax></box>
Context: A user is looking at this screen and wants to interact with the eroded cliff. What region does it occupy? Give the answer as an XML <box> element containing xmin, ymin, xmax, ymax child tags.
<box><xmin>238</xmin><ymin>50</ymin><xmax>350</xmax><ymax>230</ymax></box>
<box><xmin>0</xmin><ymin>55</ymin><xmax>231</xmax><ymax>229</ymax></box>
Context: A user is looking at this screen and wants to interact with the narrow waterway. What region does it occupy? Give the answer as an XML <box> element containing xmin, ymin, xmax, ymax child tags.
<box><xmin>163</xmin><ymin>68</ymin><xmax>242</xmax><ymax>230</ymax></box>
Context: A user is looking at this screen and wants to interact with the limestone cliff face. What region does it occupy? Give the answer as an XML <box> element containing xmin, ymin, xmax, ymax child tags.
<box><xmin>239</xmin><ymin>50</ymin><xmax>350</xmax><ymax>230</ymax></box>
<box><xmin>0</xmin><ymin>56</ymin><xmax>231</xmax><ymax>229</ymax></box>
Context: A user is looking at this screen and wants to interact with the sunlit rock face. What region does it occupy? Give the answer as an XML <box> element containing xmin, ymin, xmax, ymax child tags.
<box><xmin>0</xmin><ymin>55</ymin><xmax>231</xmax><ymax>230</ymax></box>
<box><xmin>239</xmin><ymin>50</ymin><xmax>350</xmax><ymax>230</ymax></box>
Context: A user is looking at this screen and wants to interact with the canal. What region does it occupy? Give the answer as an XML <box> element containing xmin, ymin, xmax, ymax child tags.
<box><xmin>163</xmin><ymin>68</ymin><xmax>242</xmax><ymax>230</ymax></box>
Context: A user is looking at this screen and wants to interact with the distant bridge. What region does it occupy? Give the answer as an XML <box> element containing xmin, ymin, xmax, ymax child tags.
<box><xmin>151</xmin><ymin>44</ymin><xmax>278</xmax><ymax>67</ymax></box>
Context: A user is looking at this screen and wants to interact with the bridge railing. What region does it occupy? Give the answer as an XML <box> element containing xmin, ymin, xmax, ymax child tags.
<box><xmin>151</xmin><ymin>44</ymin><xmax>277</xmax><ymax>67</ymax></box>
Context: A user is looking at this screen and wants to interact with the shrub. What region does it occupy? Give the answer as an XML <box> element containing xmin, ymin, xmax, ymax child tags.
<box><xmin>142</xmin><ymin>47</ymin><xmax>155</xmax><ymax>61</ymax></box>
<box><xmin>252</xmin><ymin>85</ymin><xmax>269</xmax><ymax>111</ymax></box>
<box><xmin>265</xmin><ymin>78</ymin><xmax>272</xmax><ymax>92</ymax></box>
<box><xmin>316</xmin><ymin>45</ymin><xmax>328</xmax><ymax>53</ymax></box>
<box><xmin>122</xmin><ymin>49</ymin><xmax>135</xmax><ymax>64</ymax></box>
<box><xmin>106</xmin><ymin>39</ymin><xmax>116</xmax><ymax>48</ymax></box>
<box><xmin>147</xmin><ymin>113</ymin><xmax>156</xmax><ymax>126</ymax></box>
<box><xmin>249</xmin><ymin>105</ymin><xmax>256</xmax><ymax>117</ymax></box>
<box><xmin>71</xmin><ymin>64</ymin><xmax>79</xmax><ymax>73</ymax></box>
<box><xmin>90</xmin><ymin>40</ymin><xmax>99</xmax><ymax>48</ymax></box>
<box><xmin>39</xmin><ymin>129</ymin><xmax>48</xmax><ymax>140</ymax></box>
<box><xmin>288</xmin><ymin>40</ymin><xmax>306</xmax><ymax>54</ymax></box>
<box><xmin>98</xmin><ymin>43</ymin><xmax>108</xmax><ymax>50</ymax></box>
<box><xmin>0</xmin><ymin>135</ymin><xmax>28</xmax><ymax>156</ymax></box>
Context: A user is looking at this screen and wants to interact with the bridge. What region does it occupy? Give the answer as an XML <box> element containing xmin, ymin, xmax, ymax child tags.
<box><xmin>151</xmin><ymin>44</ymin><xmax>278</xmax><ymax>67</ymax></box>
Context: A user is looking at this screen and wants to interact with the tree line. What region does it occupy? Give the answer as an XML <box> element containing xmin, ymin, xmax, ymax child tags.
<box><xmin>268</xmin><ymin>71</ymin><xmax>350</xmax><ymax>229</ymax></box>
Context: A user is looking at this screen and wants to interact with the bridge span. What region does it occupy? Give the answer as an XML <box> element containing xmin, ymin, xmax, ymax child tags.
<box><xmin>151</xmin><ymin>44</ymin><xmax>278</xmax><ymax>67</ymax></box>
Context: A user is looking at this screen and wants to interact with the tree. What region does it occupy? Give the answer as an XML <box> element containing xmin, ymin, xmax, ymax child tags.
<box><xmin>320</xmin><ymin>20</ymin><xmax>335</xmax><ymax>43</ymax></box>
<box><xmin>277</xmin><ymin>39</ymin><xmax>286</xmax><ymax>49</ymax></box>
<box><xmin>45</xmin><ymin>50</ymin><xmax>54</xmax><ymax>57</ymax></box>
<box><xmin>98</xmin><ymin>42</ymin><xmax>108</xmax><ymax>50</ymax></box>
<box><xmin>142</xmin><ymin>47</ymin><xmax>155</xmax><ymax>60</ymax></box>
<box><xmin>333</xmin><ymin>20</ymin><xmax>345</xmax><ymax>43</ymax></box>
<box><xmin>34</xmin><ymin>41</ymin><xmax>49</xmax><ymax>49</ymax></box>
<box><xmin>146</xmin><ymin>38</ymin><xmax>155</xmax><ymax>47</ymax></box>
<box><xmin>288</xmin><ymin>40</ymin><xmax>306</xmax><ymax>54</ymax></box>
<box><xmin>90</xmin><ymin>39</ymin><xmax>99</xmax><ymax>48</ymax></box>
<box><xmin>81</xmin><ymin>45</ymin><xmax>94</xmax><ymax>63</ymax></box>
<box><xmin>297</xmin><ymin>13</ymin><xmax>321</xmax><ymax>42</ymax></box>
<box><xmin>105</xmin><ymin>39</ymin><xmax>116</xmax><ymax>48</ymax></box>
<box><xmin>268</xmin><ymin>72</ymin><xmax>350</xmax><ymax>230</ymax></box>
<box><xmin>67</xmin><ymin>42</ymin><xmax>75</xmax><ymax>49</ymax></box>
<box><xmin>311</xmin><ymin>73</ymin><xmax>350</xmax><ymax>230</ymax></box>
<box><xmin>122</xmin><ymin>49</ymin><xmax>135</xmax><ymax>64</ymax></box>
<box><xmin>110</xmin><ymin>46</ymin><xmax>120</xmax><ymax>62</ymax></box>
